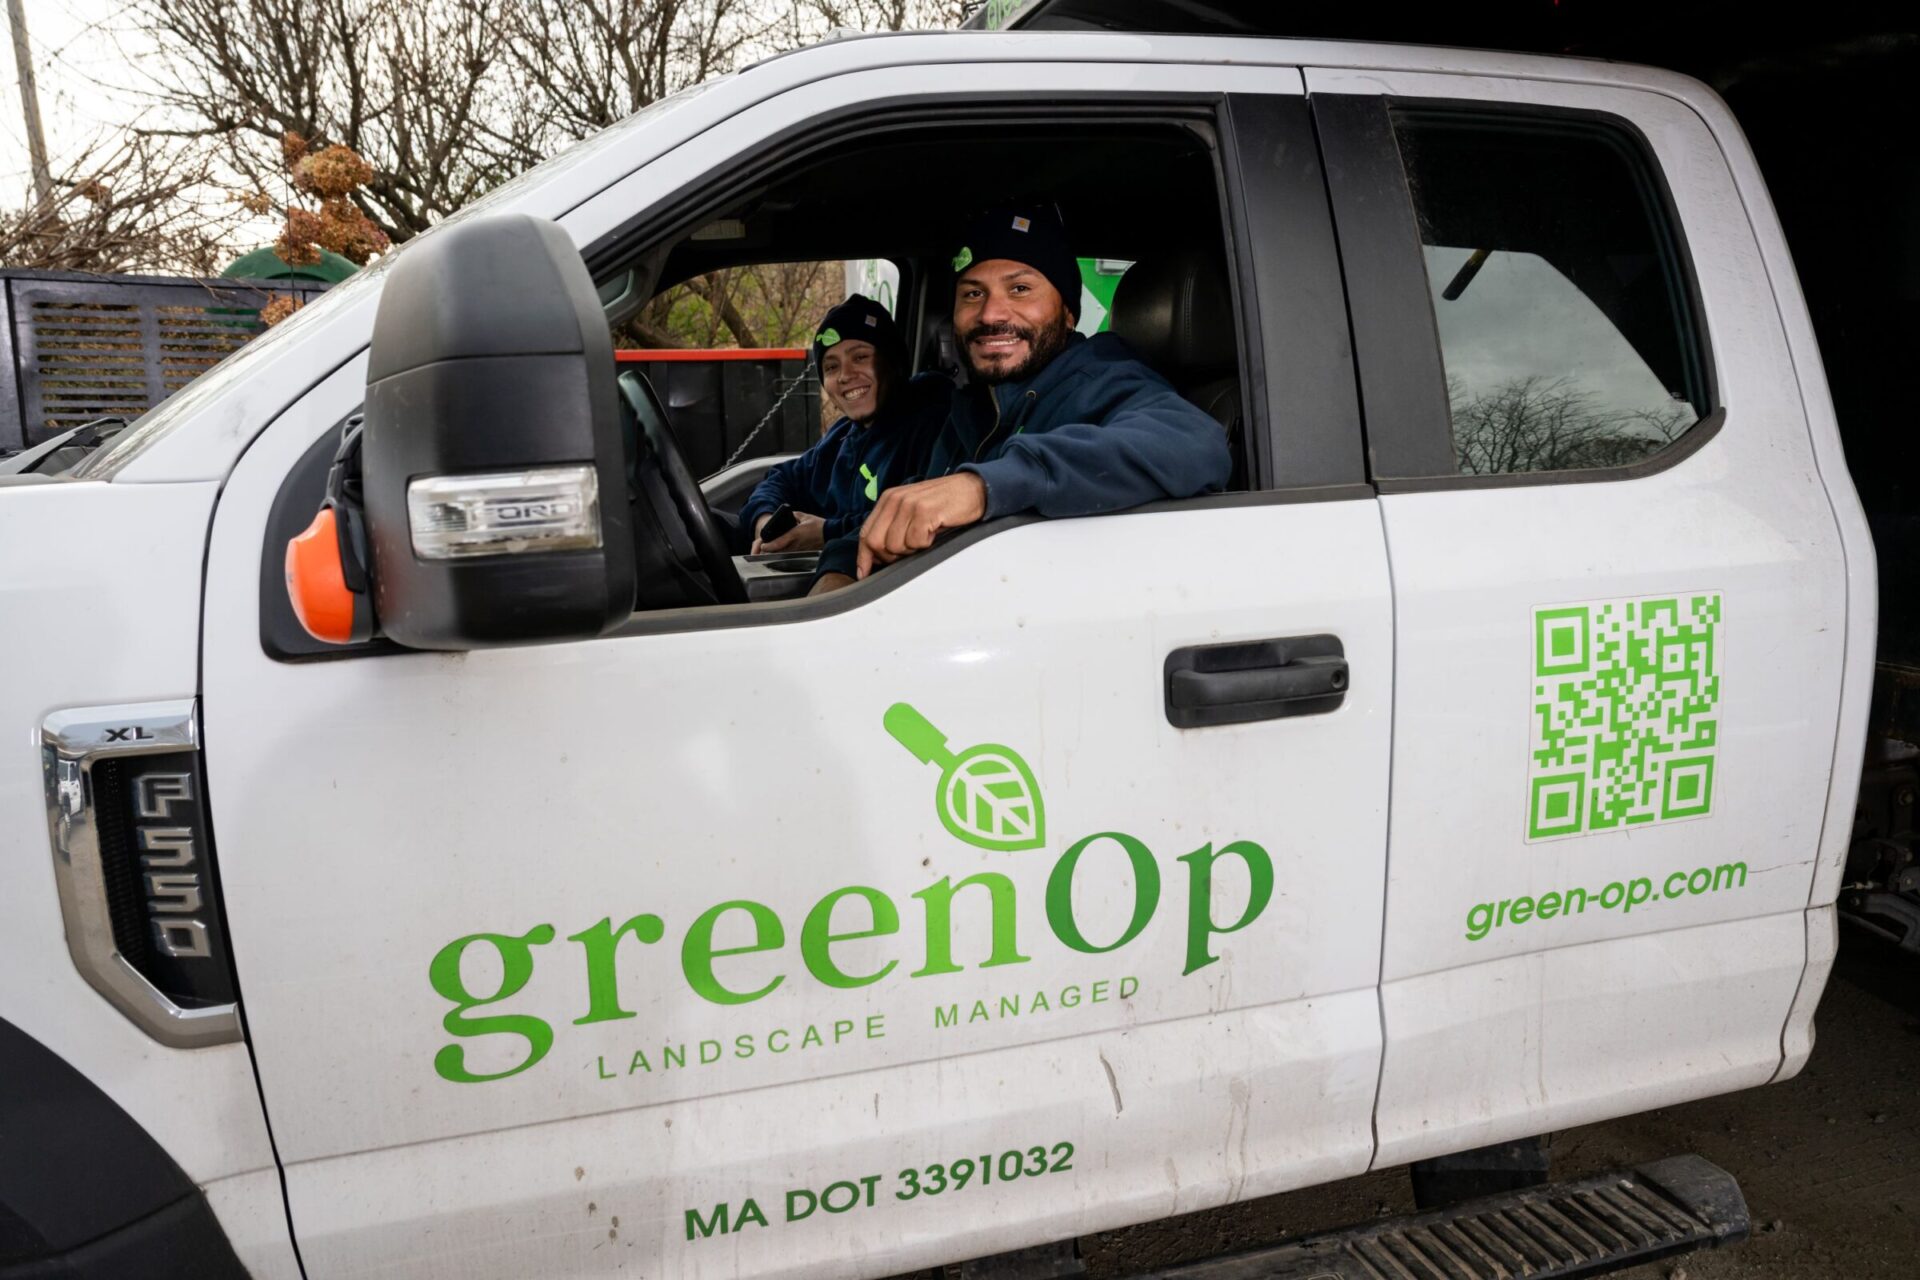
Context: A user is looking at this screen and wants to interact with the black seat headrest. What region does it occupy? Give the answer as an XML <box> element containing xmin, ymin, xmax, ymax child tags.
<box><xmin>921</xmin><ymin>313</ymin><xmax>963</xmax><ymax>381</ymax></box>
<box><xmin>1110</xmin><ymin>249</ymin><xmax>1237</xmax><ymax>384</ymax></box>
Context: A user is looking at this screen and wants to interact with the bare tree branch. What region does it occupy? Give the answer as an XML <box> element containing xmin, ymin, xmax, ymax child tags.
<box><xmin>0</xmin><ymin>132</ymin><xmax>242</xmax><ymax>273</ymax></box>
<box><xmin>134</xmin><ymin>0</ymin><xmax>970</xmax><ymax>249</ymax></box>
<box><xmin>1449</xmin><ymin>374</ymin><xmax>1695</xmax><ymax>475</ymax></box>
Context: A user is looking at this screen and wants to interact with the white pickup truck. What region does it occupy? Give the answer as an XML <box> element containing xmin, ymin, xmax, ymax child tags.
<box><xmin>0</xmin><ymin>26</ymin><xmax>1873</xmax><ymax>1280</ymax></box>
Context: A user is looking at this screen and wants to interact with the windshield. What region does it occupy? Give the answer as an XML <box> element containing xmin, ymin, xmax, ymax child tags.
<box><xmin>75</xmin><ymin>77</ymin><xmax>726</xmax><ymax>481</ymax></box>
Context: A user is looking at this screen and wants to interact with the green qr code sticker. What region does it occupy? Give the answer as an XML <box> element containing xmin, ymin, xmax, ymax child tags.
<box><xmin>1527</xmin><ymin>592</ymin><xmax>1722</xmax><ymax>842</ymax></box>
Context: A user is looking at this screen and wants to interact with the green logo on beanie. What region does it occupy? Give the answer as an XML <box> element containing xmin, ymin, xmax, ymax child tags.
<box><xmin>951</xmin><ymin>246</ymin><xmax>973</xmax><ymax>272</ymax></box>
<box><xmin>817</xmin><ymin>327</ymin><xmax>841</xmax><ymax>347</ymax></box>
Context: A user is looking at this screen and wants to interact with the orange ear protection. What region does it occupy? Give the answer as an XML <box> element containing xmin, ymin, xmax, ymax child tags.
<box><xmin>285</xmin><ymin>419</ymin><xmax>374</xmax><ymax>645</ymax></box>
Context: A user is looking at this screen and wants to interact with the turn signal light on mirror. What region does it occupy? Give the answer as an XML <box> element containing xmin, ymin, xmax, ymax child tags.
<box><xmin>406</xmin><ymin>466</ymin><xmax>602</xmax><ymax>560</ymax></box>
<box><xmin>283</xmin><ymin>464</ymin><xmax>603</xmax><ymax>647</ymax></box>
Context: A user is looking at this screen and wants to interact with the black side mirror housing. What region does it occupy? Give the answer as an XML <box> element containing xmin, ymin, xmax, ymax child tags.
<box><xmin>359</xmin><ymin>214</ymin><xmax>635</xmax><ymax>649</ymax></box>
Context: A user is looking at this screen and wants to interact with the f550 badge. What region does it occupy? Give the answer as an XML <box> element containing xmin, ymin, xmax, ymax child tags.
<box><xmin>133</xmin><ymin>770</ymin><xmax>212</xmax><ymax>959</ymax></box>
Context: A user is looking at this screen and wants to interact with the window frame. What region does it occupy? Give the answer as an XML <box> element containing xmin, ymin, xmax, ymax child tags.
<box><xmin>1222</xmin><ymin>93</ymin><xmax>1367</xmax><ymax>488</ymax></box>
<box><xmin>584</xmin><ymin>90</ymin><xmax>1367</xmax><ymax>498</ymax></box>
<box><xmin>260</xmin><ymin>87</ymin><xmax>1376</xmax><ymax>661</ymax></box>
<box><xmin>1313</xmin><ymin>92</ymin><xmax>1723</xmax><ymax>492</ymax></box>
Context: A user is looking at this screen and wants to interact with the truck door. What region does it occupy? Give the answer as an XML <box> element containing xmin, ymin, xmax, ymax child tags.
<box><xmin>1308</xmin><ymin>69</ymin><xmax>1859</xmax><ymax>1168</ymax></box>
<box><xmin>198</xmin><ymin>64</ymin><xmax>1396</xmax><ymax>1278</ymax></box>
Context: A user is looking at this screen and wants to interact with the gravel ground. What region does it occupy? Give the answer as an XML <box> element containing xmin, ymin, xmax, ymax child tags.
<box><xmin>1078</xmin><ymin>935</ymin><xmax>1920</xmax><ymax>1279</ymax></box>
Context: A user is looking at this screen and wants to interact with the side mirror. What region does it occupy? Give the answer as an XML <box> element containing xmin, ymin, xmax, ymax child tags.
<box><xmin>347</xmin><ymin>214</ymin><xmax>635</xmax><ymax>650</ymax></box>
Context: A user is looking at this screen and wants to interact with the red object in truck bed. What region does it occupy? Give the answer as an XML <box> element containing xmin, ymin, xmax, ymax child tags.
<box><xmin>615</xmin><ymin>348</ymin><xmax>808</xmax><ymax>363</ymax></box>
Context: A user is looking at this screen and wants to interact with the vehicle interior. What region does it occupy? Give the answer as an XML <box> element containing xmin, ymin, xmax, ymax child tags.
<box><xmin>596</xmin><ymin>113</ymin><xmax>1249</xmax><ymax>611</ymax></box>
<box><xmin>257</xmin><ymin>111</ymin><xmax>1252</xmax><ymax>659</ymax></box>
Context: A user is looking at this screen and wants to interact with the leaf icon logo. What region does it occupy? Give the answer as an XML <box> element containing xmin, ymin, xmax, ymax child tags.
<box><xmin>884</xmin><ymin>702</ymin><xmax>1046</xmax><ymax>853</ymax></box>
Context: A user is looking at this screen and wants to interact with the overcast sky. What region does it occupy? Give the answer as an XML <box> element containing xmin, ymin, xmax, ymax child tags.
<box><xmin>1424</xmin><ymin>245</ymin><xmax>1690</xmax><ymax>429</ymax></box>
<box><xmin>0</xmin><ymin>0</ymin><xmax>152</xmax><ymax>195</ymax></box>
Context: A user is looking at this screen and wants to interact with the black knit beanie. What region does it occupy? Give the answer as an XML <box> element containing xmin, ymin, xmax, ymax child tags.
<box><xmin>811</xmin><ymin>294</ymin><xmax>906</xmax><ymax>376</ymax></box>
<box><xmin>950</xmin><ymin>205</ymin><xmax>1081</xmax><ymax>322</ymax></box>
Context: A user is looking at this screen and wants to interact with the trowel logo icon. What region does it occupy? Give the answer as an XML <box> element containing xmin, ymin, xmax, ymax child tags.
<box><xmin>884</xmin><ymin>702</ymin><xmax>1046</xmax><ymax>852</ymax></box>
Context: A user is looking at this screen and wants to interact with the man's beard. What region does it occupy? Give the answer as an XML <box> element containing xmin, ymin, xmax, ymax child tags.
<box><xmin>964</xmin><ymin>312</ymin><xmax>1074</xmax><ymax>385</ymax></box>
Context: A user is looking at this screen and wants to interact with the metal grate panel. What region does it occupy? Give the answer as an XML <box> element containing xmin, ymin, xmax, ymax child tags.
<box><xmin>1144</xmin><ymin>1156</ymin><xmax>1748</xmax><ymax>1280</ymax></box>
<box><xmin>3</xmin><ymin>271</ymin><xmax>331</xmax><ymax>448</ymax></box>
<box><xmin>1342</xmin><ymin>1175</ymin><xmax>1728</xmax><ymax>1279</ymax></box>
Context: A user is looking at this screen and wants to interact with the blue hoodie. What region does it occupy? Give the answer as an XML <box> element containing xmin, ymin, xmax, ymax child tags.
<box><xmin>738</xmin><ymin>372</ymin><xmax>951</xmax><ymax>545</ymax></box>
<box><xmin>817</xmin><ymin>331</ymin><xmax>1231</xmax><ymax>577</ymax></box>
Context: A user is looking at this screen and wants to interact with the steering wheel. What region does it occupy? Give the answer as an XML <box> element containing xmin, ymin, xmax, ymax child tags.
<box><xmin>616</xmin><ymin>370</ymin><xmax>748</xmax><ymax>605</ymax></box>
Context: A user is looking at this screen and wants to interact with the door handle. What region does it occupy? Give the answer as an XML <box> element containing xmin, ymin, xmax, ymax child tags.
<box><xmin>1164</xmin><ymin>635</ymin><xmax>1347</xmax><ymax>728</ymax></box>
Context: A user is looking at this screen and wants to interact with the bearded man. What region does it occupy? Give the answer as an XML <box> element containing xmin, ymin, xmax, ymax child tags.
<box><xmin>812</xmin><ymin>205</ymin><xmax>1232</xmax><ymax>591</ymax></box>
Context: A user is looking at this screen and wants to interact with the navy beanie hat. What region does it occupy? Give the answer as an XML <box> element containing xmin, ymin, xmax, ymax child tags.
<box><xmin>811</xmin><ymin>294</ymin><xmax>906</xmax><ymax>376</ymax></box>
<box><xmin>951</xmin><ymin>205</ymin><xmax>1081</xmax><ymax>321</ymax></box>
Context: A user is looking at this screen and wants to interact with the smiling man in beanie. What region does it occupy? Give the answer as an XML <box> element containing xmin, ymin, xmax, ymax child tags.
<box><xmin>811</xmin><ymin>206</ymin><xmax>1231</xmax><ymax>590</ymax></box>
<box><xmin>738</xmin><ymin>293</ymin><xmax>949</xmax><ymax>557</ymax></box>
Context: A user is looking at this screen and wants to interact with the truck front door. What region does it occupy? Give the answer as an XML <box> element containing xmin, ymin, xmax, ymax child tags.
<box><xmin>198</xmin><ymin>62</ymin><xmax>1397</xmax><ymax>1279</ymax></box>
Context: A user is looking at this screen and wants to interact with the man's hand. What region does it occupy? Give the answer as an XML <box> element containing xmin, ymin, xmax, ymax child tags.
<box><xmin>752</xmin><ymin>512</ymin><xmax>826</xmax><ymax>555</ymax></box>
<box><xmin>856</xmin><ymin>473</ymin><xmax>988</xmax><ymax>579</ymax></box>
<box><xmin>809</xmin><ymin>572</ymin><xmax>855</xmax><ymax>596</ymax></box>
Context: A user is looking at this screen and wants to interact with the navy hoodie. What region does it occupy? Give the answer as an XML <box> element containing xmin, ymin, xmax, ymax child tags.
<box><xmin>818</xmin><ymin>331</ymin><xmax>1231</xmax><ymax>577</ymax></box>
<box><xmin>738</xmin><ymin>372</ymin><xmax>951</xmax><ymax>545</ymax></box>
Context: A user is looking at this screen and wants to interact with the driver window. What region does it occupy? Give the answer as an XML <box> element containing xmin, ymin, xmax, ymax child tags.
<box><xmin>607</xmin><ymin>112</ymin><xmax>1246</xmax><ymax>615</ymax></box>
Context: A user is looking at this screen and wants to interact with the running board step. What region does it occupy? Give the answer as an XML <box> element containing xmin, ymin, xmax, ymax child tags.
<box><xmin>1145</xmin><ymin>1154</ymin><xmax>1749</xmax><ymax>1280</ymax></box>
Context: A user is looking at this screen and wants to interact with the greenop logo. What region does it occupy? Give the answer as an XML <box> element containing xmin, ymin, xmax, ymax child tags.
<box><xmin>884</xmin><ymin>702</ymin><xmax>1043</xmax><ymax>852</ymax></box>
<box><xmin>952</xmin><ymin>245</ymin><xmax>973</xmax><ymax>272</ymax></box>
<box><xmin>860</xmin><ymin>463</ymin><xmax>879</xmax><ymax>503</ymax></box>
<box><xmin>427</xmin><ymin>703</ymin><xmax>1274</xmax><ymax>1084</ymax></box>
<box><xmin>816</xmin><ymin>327</ymin><xmax>841</xmax><ymax>347</ymax></box>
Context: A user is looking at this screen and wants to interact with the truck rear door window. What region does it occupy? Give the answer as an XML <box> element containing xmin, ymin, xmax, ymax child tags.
<box><xmin>1391</xmin><ymin>109</ymin><xmax>1710</xmax><ymax>477</ymax></box>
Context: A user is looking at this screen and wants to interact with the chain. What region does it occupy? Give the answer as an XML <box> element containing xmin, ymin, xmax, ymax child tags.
<box><xmin>721</xmin><ymin>367</ymin><xmax>814</xmax><ymax>471</ymax></box>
